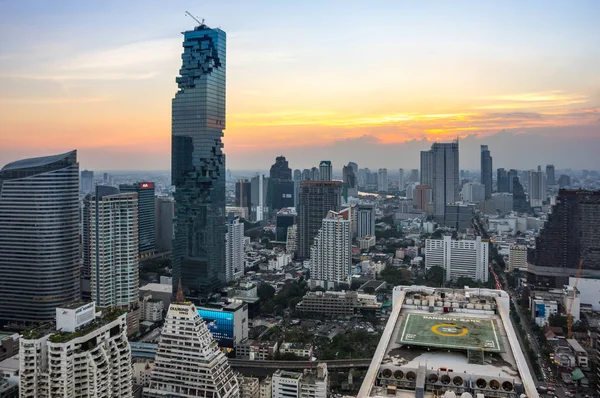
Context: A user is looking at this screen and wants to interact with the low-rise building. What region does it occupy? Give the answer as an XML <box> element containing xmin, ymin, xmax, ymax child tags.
<box><xmin>0</xmin><ymin>333</ymin><xmax>18</xmax><ymax>363</ymax></box>
<box><xmin>260</xmin><ymin>377</ymin><xmax>272</xmax><ymax>398</ymax></box>
<box><xmin>238</xmin><ymin>375</ymin><xmax>260</xmax><ymax>398</ymax></box>
<box><xmin>272</xmin><ymin>363</ymin><xmax>328</xmax><ymax>398</ymax></box>
<box><xmin>236</xmin><ymin>340</ymin><xmax>279</xmax><ymax>361</ymax></box>
<box><xmin>132</xmin><ymin>361</ymin><xmax>153</xmax><ymax>386</ymax></box>
<box><xmin>567</xmin><ymin>339</ymin><xmax>589</xmax><ymax>369</ymax></box>
<box><xmin>279</xmin><ymin>343</ymin><xmax>313</xmax><ymax>359</ymax></box>
<box><xmin>531</xmin><ymin>298</ymin><xmax>558</xmax><ymax>326</ymax></box>
<box><xmin>140</xmin><ymin>294</ymin><xmax>164</xmax><ymax>322</ymax></box>
<box><xmin>359</xmin><ymin>235</ymin><xmax>376</xmax><ymax>250</ymax></box>
<box><xmin>295</xmin><ymin>290</ymin><xmax>380</xmax><ymax>317</ymax></box>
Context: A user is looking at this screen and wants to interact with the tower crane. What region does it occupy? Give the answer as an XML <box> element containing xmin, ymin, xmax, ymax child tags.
<box><xmin>185</xmin><ymin>11</ymin><xmax>204</xmax><ymax>26</ymax></box>
<box><xmin>567</xmin><ymin>258</ymin><xmax>584</xmax><ymax>339</ymax></box>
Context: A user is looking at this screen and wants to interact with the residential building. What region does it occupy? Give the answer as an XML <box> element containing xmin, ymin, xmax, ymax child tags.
<box><xmin>171</xmin><ymin>22</ymin><xmax>228</xmax><ymax>298</ymax></box>
<box><xmin>398</xmin><ymin>168</ymin><xmax>405</xmax><ymax>191</ymax></box>
<box><xmin>278</xmin><ymin>343</ymin><xmax>313</xmax><ymax>359</ymax></box>
<box><xmin>141</xmin><ymin>294</ymin><xmax>164</xmax><ymax>322</ymax></box>
<box><xmin>19</xmin><ymin>303</ymin><xmax>133</xmax><ymax>398</ymax></box>
<box><xmin>310</xmin><ymin>167</ymin><xmax>320</xmax><ymax>181</ymax></box>
<box><xmin>528</xmin><ymin>170</ymin><xmax>546</xmax><ymax>207</ymax></box>
<box><xmin>497</xmin><ymin>168</ymin><xmax>509</xmax><ymax>193</ymax></box>
<box><xmin>144</xmin><ymin>286</ymin><xmax>239</xmax><ymax>398</ymax></box>
<box><xmin>226</xmin><ymin>214</ymin><xmax>245</xmax><ymax>282</ymax></box>
<box><xmin>481</xmin><ymin>145</ymin><xmax>493</xmax><ymax>199</ymax></box>
<box><xmin>120</xmin><ymin>182</ymin><xmax>156</xmax><ymax>254</ymax></box>
<box><xmin>359</xmin><ymin>235</ymin><xmax>376</xmax><ymax>250</ymax></box>
<box><xmin>530</xmin><ymin>298</ymin><xmax>558</xmax><ymax>326</ymax></box>
<box><xmin>509</xmin><ymin>245</ymin><xmax>528</xmax><ymax>271</ymax></box>
<box><xmin>310</xmin><ymin>209</ymin><xmax>352</xmax><ymax>289</ymax></box>
<box><xmin>268</xmin><ymin>156</ymin><xmax>294</xmax><ymax>211</ymax></box>
<box><xmin>235</xmin><ymin>340</ymin><xmax>279</xmax><ymax>361</ymax></box>
<box><xmin>296</xmin><ymin>290</ymin><xmax>380</xmax><ymax>316</ymax></box>
<box><xmin>260</xmin><ymin>378</ymin><xmax>272</xmax><ymax>398</ymax></box>
<box><xmin>377</xmin><ymin>168</ymin><xmax>388</xmax><ymax>192</ymax></box>
<box><xmin>250</xmin><ymin>174</ymin><xmax>268</xmax><ymax>222</ymax></box>
<box><xmin>356</xmin><ymin>203</ymin><xmax>376</xmax><ymax>238</ymax></box>
<box><xmin>343</xmin><ymin>163</ymin><xmax>358</xmax><ymax>198</ymax></box>
<box><xmin>89</xmin><ymin>188</ymin><xmax>139</xmax><ymax>309</ymax></box>
<box><xmin>80</xmin><ymin>169</ymin><xmax>94</xmax><ymax>193</ymax></box>
<box><xmin>0</xmin><ymin>151</ymin><xmax>80</xmax><ymax>324</ymax></box>
<box><xmin>297</xmin><ymin>180</ymin><xmax>342</xmax><ymax>259</ymax></box>
<box><xmin>272</xmin><ymin>364</ymin><xmax>328</xmax><ymax>398</ymax></box>
<box><xmin>414</xmin><ymin>185</ymin><xmax>432</xmax><ymax>211</ymax></box>
<box><xmin>154</xmin><ymin>196</ymin><xmax>174</xmax><ymax>252</ymax></box>
<box><xmin>425</xmin><ymin>235</ymin><xmax>489</xmax><ymax>282</ymax></box>
<box><xmin>286</xmin><ymin>224</ymin><xmax>298</xmax><ymax>257</ymax></box>
<box><xmin>528</xmin><ymin>190</ymin><xmax>600</xmax><ymax>287</ymax></box>
<box><xmin>235</xmin><ymin>179</ymin><xmax>252</xmax><ymax>216</ymax></box>
<box><xmin>420</xmin><ymin>141</ymin><xmax>459</xmax><ymax>218</ymax></box>
<box><xmin>546</xmin><ymin>164</ymin><xmax>555</xmax><ymax>186</ymax></box>
<box><xmin>319</xmin><ymin>160</ymin><xmax>332</xmax><ymax>181</ymax></box>
<box><xmin>237</xmin><ymin>376</ymin><xmax>260</xmax><ymax>398</ymax></box>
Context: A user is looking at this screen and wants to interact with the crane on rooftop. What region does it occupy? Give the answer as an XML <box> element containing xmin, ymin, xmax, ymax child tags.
<box><xmin>185</xmin><ymin>11</ymin><xmax>204</xmax><ymax>26</ymax></box>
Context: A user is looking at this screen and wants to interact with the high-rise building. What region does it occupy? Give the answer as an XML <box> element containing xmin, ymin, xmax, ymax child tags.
<box><xmin>226</xmin><ymin>214</ymin><xmax>245</xmax><ymax>282</ymax></box>
<box><xmin>155</xmin><ymin>197</ymin><xmax>174</xmax><ymax>252</ymax></box>
<box><xmin>480</xmin><ymin>145</ymin><xmax>492</xmax><ymax>199</ymax></box>
<box><xmin>120</xmin><ymin>181</ymin><xmax>156</xmax><ymax>254</ymax></box>
<box><xmin>528</xmin><ymin>170</ymin><xmax>546</xmax><ymax>207</ymax></box>
<box><xmin>512</xmin><ymin>178</ymin><xmax>530</xmax><ymax>213</ymax></box>
<box><xmin>377</xmin><ymin>168</ymin><xmax>388</xmax><ymax>192</ymax></box>
<box><xmin>286</xmin><ymin>224</ymin><xmax>298</xmax><ymax>257</ymax></box>
<box><xmin>348</xmin><ymin>161</ymin><xmax>358</xmax><ymax>176</ymax></box>
<box><xmin>301</xmin><ymin>169</ymin><xmax>311</xmax><ymax>181</ymax></box>
<box><xmin>310</xmin><ymin>167</ymin><xmax>320</xmax><ymax>181</ymax></box>
<box><xmin>356</xmin><ymin>204</ymin><xmax>375</xmax><ymax>239</ymax></box>
<box><xmin>546</xmin><ymin>164</ymin><xmax>555</xmax><ymax>186</ymax></box>
<box><xmin>20</xmin><ymin>303</ymin><xmax>133</xmax><ymax>398</ymax></box>
<box><xmin>409</xmin><ymin>169</ymin><xmax>419</xmax><ymax>184</ymax></box>
<box><xmin>293</xmin><ymin>169</ymin><xmax>302</xmax><ymax>207</ymax></box>
<box><xmin>102</xmin><ymin>172</ymin><xmax>110</xmax><ymax>185</ymax></box>
<box><xmin>558</xmin><ymin>174</ymin><xmax>571</xmax><ymax>188</ymax></box>
<box><xmin>507</xmin><ymin>169</ymin><xmax>519</xmax><ymax>193</ymax></box>
<box><xmin>235</xmin><ymin>178</ymin><xmax>252</xmax><ymax>210</ymax></box>
<box><xmin>272</xmin><ymin>364</ymin><xmax>328</xmax><ymax>398</ymax></box>
<box><xmin>444</xmin><ymin>203</ymin><xmax>475</xmax><ymax>231</ymax></box>
<box><xmin>268</xmin><ymin>156</ymin><xmax>294</xmax><ymax>211</ymax></box>
<box><xmin>528</xmin><ymin>190</ymin><xmax>600</xmax><ymax>287</ymax></box>
<box><xmin>497</xmin><ymin>168</ymin><xmax>509</xmax><ymax>193</ymax></box>
<box><xmin>276</xmin><ymin>209</ymin><xmax>296</xmax><ymax>242</ymax></box>
<box><xmin>342</xmin><ymin>163</ymin><xmax>358</xmax><ymax>197</ymax></box>
<box><xmin>509</xmin><ymin>245</ymin><xmax>528</xmax><ymax>271</ymax></box>
<box><xmin>297</xmin><ymin>181</ymin><xmax>342</xmax><ymax>259</ymax></box>
<box><xmin>0</xmin><ymin>151</ymin><xmax>79</xmax><ymax>324</ymax></box>
<box><xmin>421</xmin><ymin>141</ymin><xmax>459</xmax><ymax>217</ymax></box>
<box><xmin>398</xmin><ymin>168</ymin><xmax>405</xmax><ymax>190</ymax></box>
<box><xmin>171</xmin><ymin>22</ymin><xmax>227</xmax><ymax>298</ymax></box>
<box><xmin>425</xmin><ymin>235</ymin><xmax>489</xmax><ymax>282</ymax></box>
<box><xmin>310</xmin><ymin>209</ymin><xmax>352</xmax><ymax>289</ymax></box>
<box><xmin>89</xmin><ymin>188</ymin><xmax>139</xmax><ymax>309</ymax></box>
<box><xmin>358</xmin><ymin>168</ymin><xmax>368</xmax><ymax>187</ymax></box>
<box><xmin>144</xmin><ymin>286</ymin><xmax>239</xmax><ymax>398</ymax></box>
<box><xmin>250</xmin><ymin>174</ymin><xmax>268</xmax><ymax>222</ymax></box>
<box><xmin>319</xmin><ymin>160</ymin><xmax>332</xmax><ymax>181</ymax></box>
<box><xmin>80</xmin><ymin>169</ymin><xmax>94</xmax><ymax>193</ymax></box>
<box><xmin>460</xmin><ymin>182</ymin><xmax>485</xmax><ymax>203</ymax></box>
<box><xmin>414</xmin><ymin>185</ymin><xmax>432</xmax><ymax>211</ymax></box>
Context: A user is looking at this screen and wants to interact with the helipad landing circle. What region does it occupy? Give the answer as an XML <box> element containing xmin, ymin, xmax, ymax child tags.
<box><xmin>431</xmin><ymin>323</ymin><xmax>469</xmax><ymax>337</ymax></box>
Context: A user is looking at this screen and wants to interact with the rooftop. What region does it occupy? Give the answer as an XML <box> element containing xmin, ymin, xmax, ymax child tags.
<box><xmin>140</xmin><ymin>283</ymin><xmax>172</xmax><ymax>294</ymax></box>
<box><xmin>1</xmin><ymin>150</ymin><xmax>75</xmax><ymax>172</ymax></box>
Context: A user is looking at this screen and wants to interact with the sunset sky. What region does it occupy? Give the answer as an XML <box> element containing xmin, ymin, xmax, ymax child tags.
<box><xmin>1</xmin><ymin>1</ymin><xmax>599</xmax><ymax>171</ymax></box>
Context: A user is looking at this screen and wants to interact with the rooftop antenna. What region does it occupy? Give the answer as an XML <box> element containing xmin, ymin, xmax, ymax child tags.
<box><xmin>185</xmin><ymin>11</ymin><xmax>204</xmax><ymax>26</ymax></box>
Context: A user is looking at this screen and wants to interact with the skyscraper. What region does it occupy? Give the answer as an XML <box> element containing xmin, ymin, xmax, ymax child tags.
<box><xmin>546</xmin><ymin>164</ymin><xmax>555</xmax><ymax>186</ymax></box>
<box><xmin>480</xmin><ymin>145</ymin><xmax>492</xmax><ymax>199</ymax></box>
<box><xmin>398</xmin><ymin>168</ymin><xmax>405</xmax><ymax>190</ymax></box>
<box><xmin>528</xmin><ymin>190</ymin><xmax>600</xmax><ymax>287</ymax></box>
<box><xmin>235</xmin><ymin>178</ymin><xmax>251</xmax><ymax>211</ymax></box>
<box><xmin>89</xmin><ymin>188</ymin><xmax>139</xmax><ymax>309</ymax></box>
<box><xmin>120</xmin><ymin>181</ymin><xmax>156</xmax><ymax>254</ymax></box>
<box><xmin>507</xmin><ymin>169</ymin><xmax>519</xmax><ymax>193</ymax></box>
<box><xmin>319</xmin><ymin>160</ymin><xmax>332</xmax><ymax>181</ymax></box>
<box><xmin>420</xmin><ymin>141</ymin><xmax>459</xmax><ymax>218</ymax></box>
<box><xmin>225</xmin><ymin>214</ymin><xmax>244</xmax><ymax>282</ymax></box>
<box><xmin>342</xmin><ymin>163</ymin><xmax>358</xmax><ymax>197</ymax></box>
<box><xmin>171</xmin><ymin>22</ymin><xmax>227</xmax><ymax>298</ymax></box>
<box><xmin>377</xmin><ymin>168</ymin><xmax>388</xmax><ymax>192</ymax></box>
<box><xmin>512</xmin><ymin>178</ymin><xmax>530</xmax><ymax>213</ymax></box>
<box><xmin>356</xmin><ymin>203</ymin><xmax>376</xmax><ymax>238</ymax></box>
<box><xmin>301</xmin><ymin>168</ymin><xmax>311</xmax><ymax>181</ymax></box>
<box><xmin>155</xmin><ymin>196</ymin><xmax>174</xmax><ymax>252</ymax></box>
<box><xmin>497</xmin><ymin>168</ymin><xmax>509</xmax><ymax>193</ymax></box>
<box><xmin>144</xmin><ymin>286</ymin><xmax>239</xmax><ymax>398</ymax></box>
<box><xmin>528</xmin><ymin>170</ymin><xmax>546</xmax><ymax>207</ymax></box>
<box><xmin>310</xmin><ymin>209</ymin><xmax>352</xmax><ymax>289</ymax></box>
<box><xmin>80</xmin><ymin>169</ymin><xmax>94</xmax><ymax>193</ymax></box>
<box><xmin>0</xmin><ymin>151</ymin><xmax>79</xmax><ymax>324</ymax></box>
<box><xmin>268</xmin><ymin>156</ymin><xmax>294</xmax><ymax>211</ymax></box>
<box><xmin>297</xmin><ymin>181</ymin><xmax>342</xmax><ymax>259</ymax></box>
<box><xmin>409</xmin><ymin>169</ymin><xmax>419</xmax><ymax>184</ymax></box>
<box><xmin>250</xmin><ymin>174</ymin><xmax>268</xmax><ymax>222</ymax></box>
<box><xmin>310</xmin><ymin>167</ymin><xmax>320</xmax><ymax>181</ymax></box>
<box><xmin>293</xmin><ymin>169</ymin><xmax>302</xmax><ymax>207</ymax></box>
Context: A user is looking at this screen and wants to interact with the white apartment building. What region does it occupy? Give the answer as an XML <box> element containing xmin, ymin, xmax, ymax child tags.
<box><xmin>19</xmin><ymin>302</ymin><xmax>133</xmax><ymax>398</ymax></box>
<box><xmin>237</xmin><ymin>376</ymin><xmax>260</xmax><ymax>398</ymax></box>
<box><xmin>531</xmin><ymin>298</ymin><xmax>558</xmax><ymax>327</ymax></box>
<box><xmin>272</xmin><ymin>364</ymin><xmax>328</xmax><ymax>398</ymax></box>
<box><xmin>226</xmin><ymin>214</ymin><xmax>245</xmax><ymax>282</ymax></box>
<box><xmin>141</xmin><ymin>294</ymin><xmax>164</xmax><ymax>322</ymax></box>
<box><xmin>90</xmin><ymin>191</ymin><xmax>139</xmax><ymax>308</ymax></box>
<box><xmin>528</xmin><ymin>170</ymin><xmax>547</xmax><ymax>207</ymax></box>
<box><xmin>359</xmin><ymin>235</ymin><xmax>376</xmax><ymax>250</ymax></box>
<box><xmin>425</xmin><ymin>235</ymin><xmax>489</xmax><ymax>282</ymax></box>
<box><xmin>509</xmin><ymin>244</ymin><xmax>528</xmax><ymax>271</ymax></box>
<box><xmin>260</xmin><ymin>377</ymin><xmax>272</xmax><ymax>398</ymax></box>
<box><xmin>310</xmin><ymin>209</ymin><xmax>352</xmax><ymax>289</ymax></box>
<box><xmin>377</xmin><ymin>168</ymin><xmax>388</xmax><ymax>192</ymax></box>
<box><xmin>144</xmin><ymin>290</ymin><xmax>239</xmax><ymax>398</ymax></box>
<box><xmin>356</xmin><ymin>204</ymin><xmax>375</xmax><ymax>238</ymax></box>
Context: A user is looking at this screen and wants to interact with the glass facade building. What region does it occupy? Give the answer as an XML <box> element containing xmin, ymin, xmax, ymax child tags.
<box><xmin>120</xmin><ymin>181</ymin><xmax>156</xmax><ymax>254</ymax></box>
<box><xmin>171</xmin><ymin>23</ymin><xmax>227</xmax><ymax>298</ymax></box>
<box><xmin>0</xmin><ymin>151</ymin><xmax>80</xmax><ymax>324</ymax></box>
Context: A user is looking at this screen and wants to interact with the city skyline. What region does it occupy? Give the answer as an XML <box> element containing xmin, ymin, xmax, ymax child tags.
<box><xmin>1</xmin><ymin>1</ymin><xmax>600</xmax><ymax>171</ymax></box>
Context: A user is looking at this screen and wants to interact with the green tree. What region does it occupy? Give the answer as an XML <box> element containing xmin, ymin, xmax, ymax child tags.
<box><xmin>425</xmin><ymin>266</ymin><xmax>444</xmax><ymax>287</ymax></box>
<box><xmin>456</xmin><ymin>276</ymin><xmax>476</xmax><ymax>287</ymax></box>
<box><xmin>548</xmin><ymin>313</ymin><xmax>568</xmax><ymax>329</ymax></box>
<box><xmin>258</xmin><ymin>284</ymin><xmax>276</xmax><ymax>301</ymax></box>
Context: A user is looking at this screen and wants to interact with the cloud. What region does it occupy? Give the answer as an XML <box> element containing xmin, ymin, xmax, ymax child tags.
<box><xmin>474</xmin><ymin>91</ymin><xmax>588</xmax><ymax>109</ymax></box>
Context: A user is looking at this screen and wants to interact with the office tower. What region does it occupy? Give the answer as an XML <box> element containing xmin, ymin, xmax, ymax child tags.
<box><xmin>398</xmin><ymin>168</ymin><xmax>405</xmax><ymax>190</ymax></box>
<box><xmin>528</xmin><ymin>190</ymin><xmax>600</xmax><ymax>287</ymax></box>
<box><xmin>88</xmin><ymin>187</ymin><xmax>139</xmax><ymax>308</ymax></box>
<box><xmin>272</xmin><ymin>364</ymin><xmax>328</xmax><ymax>398</ymax></box>
<box><xmin>348</xmin><ymin>161</ymin><xmax>358</xmax><ymax>176</ymax></box>
<box><xmin>480</xmin><ymin>145</ymin><xmax>492</xmax><ymax>199</ymax></box>
<box><xmin>319</xmin><ymin>160</ymin><xmax>332</xmax><ymax>181</ymax></box>
<box><xmin>20</xmin><ymin>303</ymin><xmax>133</xmax><ymax>398</ymax></box>
<box><xmin>421</xmin><ymin>141</ymin><xmax>459</xmax><ymax>217</ymax></box>
<box><xmin>250</xmin><ymin>174</ymin><xmax>268</xmax><ymax>222</ymax></box>
<box><xmin>310</xmin><ymin>167</ymin><xmax>320</xmax><ymax>181</ymax></box>
<box><xmin>425</xmin><ymin>235</ymin><xmax>489</xmax><ymax>282</ymax></box>
<box><xmin>120</xmin><ymin>181</ymin><xmax>156</xmax><ymax>254</ymax></box>
<box><xmin>460</xmin><ymin>182</ymin><xmax>485</xmax><ymax>203</ymax></box>
<box><xmin>155</xmin><ymin>197</ymin><xmax>174</xmax><ymax>252</ymax></box>
<box><xmin>103</xmin><ymin>172</ymin><xmax>110</xmax><ymax>185</ymax></box>
<box><xmin>268</xmin><ymin>156</ymin><xmax>294</xmax><ymax>211</ymax></box>
<box><xmin>145</xmin><ymin>286</ymin><xmax>239</xmax><ymax>398</ymax></box>
<box><xmin>0</xmin><ymin>151</ymin><xmax>79</xmax><ymax>325</ymax></box>
<box><xmin>377</xmin><ymin>168</ymin><xmax>388</xmax><ymax>192</ymax></box>
<box><xmin>80</xmin><ymin>169</ymin><xmax>94</xmax><ymax>193</ymax></box>
<box><xmin>297</xmin><ymin>181</ymin><xmax>342</xmax><ymax>259</ymax></box>
<box><xmin>546</xmin><ymin>164</ymin><xmax>555</xmax><ymax>186</ymax></box>
<box><xmin>528</xmin><ymin>170</ymin><xmax>546</xmax><ymax>207</ymax></box>
<box><xmin>356</xmin><ymin>203</ymin><xmax>375</xmax><ymax>238</ymax></box>
<box><xmin>512</xmin><ymin>178</ymin><xmax>530</xmax><ymax>213</ymax></box>
<box><xmin>235</xmin><ymin>178</ymin><xmax>251</xmax><ymax>209</ymax></box>
<box><xmin>225</xmin><ymin>214</ymin><xmax>244</xmax><ymax>282</ymax></box>
<box><xmin>310</xmin><ymin>209</ymin><xmax>352</xmax><ymax>288</ymax></box>
<box><xmin>358</xmin><ymin>168</ymin><xmax>367</xmax><ymax>187</ymax></box>
<box><xmin>497</xmin><ymin>168</ymin><xmax>509</xmax><ymax>192</ymax></box>
<box><xmin>410</xmin><ymin>169</ymin><xmax>419</xmax><ymax>184</ymax></box>
<box><xmin>171</xmin><ymin>22</ymin><xmax>227</xmax><ymax>298</ymax></box>
<box><xmin>293</xmin><ymin>169</ymin><xmax>302</xmax><ymax>207</ymax></box>
<box><xmin>342</xmin><ymin>163</ymin><xmax>358</xmax><ymax>197</ymax></box>
<box><xmin>301</xmin><ymin>168</ymin><xmax>311</xmax><ymax>181</ymax></box>
<box><xmin>276</xmin><ymin>209</ymin><xmax>296</xmax><ymax>242</ymax></box>
<box><xmin>507</xmin><ymin>169</ymin><xmax>518</xmax><ymax>193</ymax></box>
<box><xmin>509</xmin><ymin>245</ymin><xmax>527</xmax><ymax>271</ymax></box>
<box><xmin>558</xmin><ymin>174</ymin><xmax>571</xmax><ymax>188</ymax></box>
<box><xmin>444</xmin><ymin>203</ymin><xmax>475</xmax><ymax>231</ymax></box>
<box><xmin>414</xmin><ymin>185</ymin><xmax>432</xmax><ymax>211</ymax></box>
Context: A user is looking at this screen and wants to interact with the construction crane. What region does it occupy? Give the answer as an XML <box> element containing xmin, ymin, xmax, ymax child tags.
<box><xmin>185</xmin><ymin>11</ymin><xmax>204</xmax><ymax>26</ymax></box>
<box><xmin>567</xmin><ymin>258</ymin><xmax>584</xmax><ymax>339</ymax></box>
